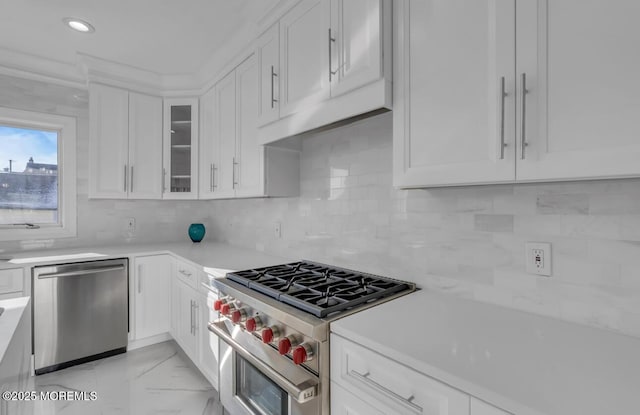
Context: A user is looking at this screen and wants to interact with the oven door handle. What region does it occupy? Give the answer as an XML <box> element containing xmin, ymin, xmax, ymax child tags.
<box><xmin>208</xmin><ymin>321</ymin><xmax>318</xmax><ymax>403</ymax></box>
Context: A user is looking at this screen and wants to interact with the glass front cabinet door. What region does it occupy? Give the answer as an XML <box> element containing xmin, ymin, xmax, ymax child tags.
<box><xmin>163</xmin><ymin>98</ymin><xmax>199</xmax><ymax>199</ymax></box>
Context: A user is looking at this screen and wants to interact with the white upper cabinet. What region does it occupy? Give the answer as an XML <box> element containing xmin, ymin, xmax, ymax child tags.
<box><xmin>89</xmin><ymin>83</ymin><xmax>162</xmax><ymax>199</ymax></box>
<box><xmin>89</xmin><ymin>84</ymin><xmax>129</xmax><ymax>198</ymax></box>
<box><xmin>211</xmin><ymin>69</ymin><xmax>238</xmax><ymax>199</ymax></box>
<box><xmin>128</xmin><ymin>92</ymin><xmax>163</xmax><ymax>199</ymax></box>
<box><xmin>256</xmin><ymin>22</ymin><xmax>281</xmax><ymax>126</ymax></box>
<box><xmin>393</xmin><ymin>0</ymin><xmax>516</xmax><ymax>188</ymax></box>
<box><xmin>163</xmin><ymin>98</ymin><xmax>199</xmax><ymax>199</ymax></box>
<box><xmin>279</xmin><ymin>0</ymin><xmax>331</xmax><ymax>118</ymax></box>
<box><xmin>329</xmin><ymin>0</ymin><xmax>384</xmax><ymax>98</ymax></box>
<box><xmin>234</xmin><ymin>55</ymin><xmax>264</xmax><ymax>197</ymax></box>
<box><xmin>515</xmin><ymin>0</ymin><xmax>640</xmax><ymax>182</ymax></box>
<box><xmin>200</xmin><ymin>54</ymin><xmax>299</xmax><ymax>200</ymax></box>
<box><xmin>260</xmin><ymin>0</ymin><xmax>390</xmax><ymax>144</ymax></box>
<box><xmin>395</xmin><ymin>0</ymin><xmax>640</xmax><ymax>188</ymax></box>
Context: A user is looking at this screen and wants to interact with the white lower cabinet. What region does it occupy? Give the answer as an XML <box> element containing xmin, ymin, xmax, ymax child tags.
<box><xmin>198</xmin><ymin>289</ymin><xmax>219</xmax><ymax>390</ymax></box>
<box><xmin>331</xmin><ymin>334</ymin><xmax>514</xmax><ymax>415</ymax></box>
<box><xmin>331</xmin><ymin>381</ymin><xmax>384</xmax><ymax>415</ymax></box>
<box><xmin>331</xmin><ymin>334</ymin><xmax>469</xmax><ymax>415</ymax></box>
<box><xmin>133</xmin><ymin>255</ymin><xmax>172</xmax><ymax>340</ymax></box>
<box><xmin>0</xmin><ymin>268</ymin><xmax>23</xmax><ymax>299</ymax></box>
<box><xmin>174</xmin><ymin>278</ymin><xmax>199</xmax><ymax>360</ymax></box>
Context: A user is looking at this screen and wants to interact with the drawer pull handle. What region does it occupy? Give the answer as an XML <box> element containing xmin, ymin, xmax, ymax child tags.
<box><xmin>350</xmin><ymin>370</ymin><xmax>423</xmax><ymax>413</ymax></box>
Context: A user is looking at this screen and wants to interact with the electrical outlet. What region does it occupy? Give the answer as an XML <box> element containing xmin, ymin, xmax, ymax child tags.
<box><xmin>127</xmin><ymin>217</ymin><xmax>136</xmax><ymax>234</ymax></box>
<box><xmin>525</xmin><ymin>242</ymin><xmax>551</xmax><ymax>276</ymax></box>
<box><xmin>274</xmin><ymin>221</ymin><xmax>282</xmax><ymax>238</ymax></box>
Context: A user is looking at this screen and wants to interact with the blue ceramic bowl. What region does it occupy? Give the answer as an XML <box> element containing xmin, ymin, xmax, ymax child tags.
<box><xmin>188</xmin><ymin>223</ymin><xmax>206</xmax><ymax>243</ymax></box>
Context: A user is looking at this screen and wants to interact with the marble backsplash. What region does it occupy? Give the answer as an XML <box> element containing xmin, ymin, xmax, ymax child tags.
<box><xmin>208</xmin><ymin>111</ymin><xmax>640</xmax><ymax>338</ymax></box>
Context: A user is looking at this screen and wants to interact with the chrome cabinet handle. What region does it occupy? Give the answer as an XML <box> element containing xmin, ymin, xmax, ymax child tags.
<box><xmin>213</xmin><ymin>164</ymin><xmax>217</xmax><ymax>190</ymax></box>
<box><xmin>130</xmin><ymin>165</ymin><xmax>134</xmax><ymax>193</ymax></box>
<box><xmin>499</xmin><ymin>76</ymin><xmax>508</xmax><ymax>159</ymax></box>
<box><xmin>162</xmin><ymin>168</ymin><xmax>166</xmax><ymax>193</ymax></box>
<box><xmin>328</xmin><ymin>28</ymin><xmax>337</xmax><ymax>81</ymax></box>
<box><xmin>271</xmin><ymin>65</ymin><xmax>278</xmax><ymax>108</ymax></box>
<box><xmin>124</xmin><ymin>165</ymin><xmax>128</xmax><ymax>192</ymax></box>
<box><xmin>190</xmin><ymin>300</ymin><xmax>194</xmax><ymax>335</ymax></box>
<box><xmin>232</xmin><ymin>157</ymin><xmax>239</xmax><ymax>188</ymax></box>
<box><xmin>210</xmin><ymin>164</ymin><xmax>214</xmax><ymax>192</ymax></box>
<box><xmin>179</xmin><ymin>269</ymin><xmax>192</xmax><ymax>277</ymax></box>
<box><xmin>350</xmin><ymin>370</ymin><xmax>423</xmax><ymax>413</ymax></box>
<box><xmin>520</xmin><ymin>72</ymin><xmax>528</xmax><ymax>159</ymax></box>
<box><xmin>138</xmin><ymin>264</ymin><xmax>142</xmax><ymax>294</ymax></box>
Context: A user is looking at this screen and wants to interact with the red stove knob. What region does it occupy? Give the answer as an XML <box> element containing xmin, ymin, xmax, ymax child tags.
<box><xmin>231</xmin><ymin>309</ymin><xmax>248</xmax><ymax>324</ymax></box>
<box><xmin>293</xmin><ymin>344</ymin><xmax>314</xmax><ymax>365</ymax></box>
<box><xmin>213</xmin><ymin>299</ymin><xmax>226</xmax><ymax>311</ymax></box>
<box><xmin>261</xmin><ymin>326</ymin><xmax>280</xmax><ymax>344</ymax></box>
<box><xmin>220</xmin><ymin>303</ymin><xmax>235</xmax><ymax>316</ymax></box>
<box><xmin>246</xmin><ymin>317</ymin><xmax>263</xmax><ymax>333</ymax></box>
<box><xmin>278</xmin><ymin>337</ymin><xmax>292</xmax><ymax>355</ymax></box>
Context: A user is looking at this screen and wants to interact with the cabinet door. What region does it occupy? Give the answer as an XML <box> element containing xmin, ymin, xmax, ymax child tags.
<box><xmin>393</xmin><ymin>0</ymin><xmax>516</xmax><ymax>188</ymax></box>
<box><xmin>330</xmin><ymin>0</ymin><xmax>383</xmax><ymax>98</ymax></box>
<box><xmin>279</xmin><ymin>0</ymin><xmax>331</xmax><ymax>118</ymax></box>
<box><xmin>212</xmin><ymin>71</ymin><xmax>237</xmax><ymax>198</ymax></box>
<box><xmin>516</xmin><ymin>0</ymin><xmax>640</xmax><ymax>181</ymax></box>
<box><xmin>257</xmin><ymin>23</ymin><xmax>280</xmax><ymax>126</ymax></box>
<box><xmin>163</xmin><ymin>98</ymin><xmax>199</xmax><ymax>199</ymax></box>
<box><xmin>235</xmin><ymin>54</ymin><xmax>265</xmax><ymax>198</ymax></box>
<box><xmin>199</xmin><ymin>290</ymin><xmax>219</xmax><ymax>390</ymax></box>
<box><xmin>177</xmin><ymin>282</ymin><xmax>198</xmax><ymax>360</ymax></box>
<box><xmin>89</xmin><ymin>83</ymin><xmax>129</xmax><ymax>198</ymax></box>
<box><xmin>134</xmin><ymin>255</ymin><xmax>172</xmax><ymax>340</ymax></box>
<box><xmin>199</xmin><ymin>87</ymin><xmax>219</xmax><ymax>199</ymax></box>
<box><xmin>128</xmin><ymin>92</ymin><xmax>163</xmax><ymax>199</ymax></box>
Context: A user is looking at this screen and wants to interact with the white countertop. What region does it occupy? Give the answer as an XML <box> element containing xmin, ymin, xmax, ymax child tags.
<box><xmin>0</xmin><ymin>242</ymin><xmax>291</xmax><ymax>273</ymax></box>
<box><xmin>0</xmin><ymin>296</ymin><xmax>30</xmax><ymax>363</ymax></box>
<box><xmin>331</xmin><ymin>289</ymin><xmax>640</xmax><ymax>415</ymax></box>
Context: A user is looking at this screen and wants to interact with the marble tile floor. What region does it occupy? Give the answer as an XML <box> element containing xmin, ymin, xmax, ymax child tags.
<box><xmin>29</xmin><ymin>340</ymin><xmax>222</xmax><ymax>415</ymax></box>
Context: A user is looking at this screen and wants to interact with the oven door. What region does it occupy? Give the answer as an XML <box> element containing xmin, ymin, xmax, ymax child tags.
<box><xmin>211</xmin><ymin>321</ymin><xmax>321</xmax><ymax>415</ymax></box>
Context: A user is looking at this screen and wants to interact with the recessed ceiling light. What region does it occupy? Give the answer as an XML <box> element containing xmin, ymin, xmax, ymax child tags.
<box><xmin>63</xmin><ymin>18</ymin><xmax>95</xmax><ymax>33</ymax></box>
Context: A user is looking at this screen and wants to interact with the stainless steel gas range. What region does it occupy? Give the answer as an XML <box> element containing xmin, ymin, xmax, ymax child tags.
<box><xmin>207</xmin><ymin>260</ymin><xmax>416</xmax><ymax>415</ymax></box>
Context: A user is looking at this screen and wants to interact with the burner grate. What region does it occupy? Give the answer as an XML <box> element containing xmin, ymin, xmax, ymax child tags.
<box><xmin>226</xmin><ymin>261</ymin><xmax>413</xmax><ymax>318</ymax></box>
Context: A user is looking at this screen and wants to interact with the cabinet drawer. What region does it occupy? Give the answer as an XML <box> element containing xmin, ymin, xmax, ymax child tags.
<box><xmin>0</xmin><ymin>268</ymin><xmax>23</xmax><ymax>295</ymax></box>
<box><xmin>331</xmin><ymin>381</ymin><xmax>384</xmax><ymax>415</ymax></box>
<box><xmin>175</xmin><ymin>260</ymin><xmax>199</xmax><ymax>288</ymax></box>
<box><xmin>331</xmin><ymin>334</ymin><xmax>469</xmax><ymax>415</ymax></box>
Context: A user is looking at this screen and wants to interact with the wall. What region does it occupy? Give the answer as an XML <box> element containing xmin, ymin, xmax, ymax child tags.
<box><xmin>0</xmin><ymin>75</ymin><xmax>210</xmax><ymax>252</ymax></box>
<box><xmin>2</xmin><ymin>74</ymin><xmax>639</xmax><ymax>339</ymax></box>
<box><xmin>208</xmin><ymin>111</ymin><xmax>640</xmax><ymax>338</ymax></box>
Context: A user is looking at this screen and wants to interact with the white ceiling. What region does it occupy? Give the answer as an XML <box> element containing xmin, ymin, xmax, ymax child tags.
<box><xmin>0</xmin><ymin>0</ymin><xmax>279</xmax><ymax>77</ymax></box>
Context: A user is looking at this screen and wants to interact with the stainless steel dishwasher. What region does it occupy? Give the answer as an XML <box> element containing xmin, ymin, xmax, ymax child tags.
<box><xmin>33</xmin><ymin>258</ymin><xmax>128</xmax><ymax>374</ymax></box>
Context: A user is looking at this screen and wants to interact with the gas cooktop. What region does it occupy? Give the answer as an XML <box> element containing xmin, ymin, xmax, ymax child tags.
<box><xmin>226</xmin><ymin>260</ymin><xmax>415</xmax><ymax>318</ymax></box>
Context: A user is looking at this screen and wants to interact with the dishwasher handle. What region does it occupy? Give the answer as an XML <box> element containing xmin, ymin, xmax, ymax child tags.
<box><xmin>37</xmin><ymin>265</ymin><xmax>126</xmax><ymax>279</ymax></box>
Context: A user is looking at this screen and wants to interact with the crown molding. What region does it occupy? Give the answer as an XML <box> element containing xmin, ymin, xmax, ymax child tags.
<box><xmin>0</xmin><ymin>47</ymin><xmax>86</xmax><ymax>89</ymax></box>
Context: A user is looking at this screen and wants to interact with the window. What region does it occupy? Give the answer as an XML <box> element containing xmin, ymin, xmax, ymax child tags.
<box><xmin>0</xmin><ymin>107</ymin><xmax>76</xmax><ymax>241</ymax></box>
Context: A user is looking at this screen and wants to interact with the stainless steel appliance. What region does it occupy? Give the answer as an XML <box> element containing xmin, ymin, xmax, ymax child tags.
<box><xmin>33</xmin><ymin>258</ymin><xmax>128</xmax><ymax>375</ymax></box>
<box><xmin>208</xmin><ymin>260</ymin><xmax>415</xmax><ymax>415</ymax></box>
